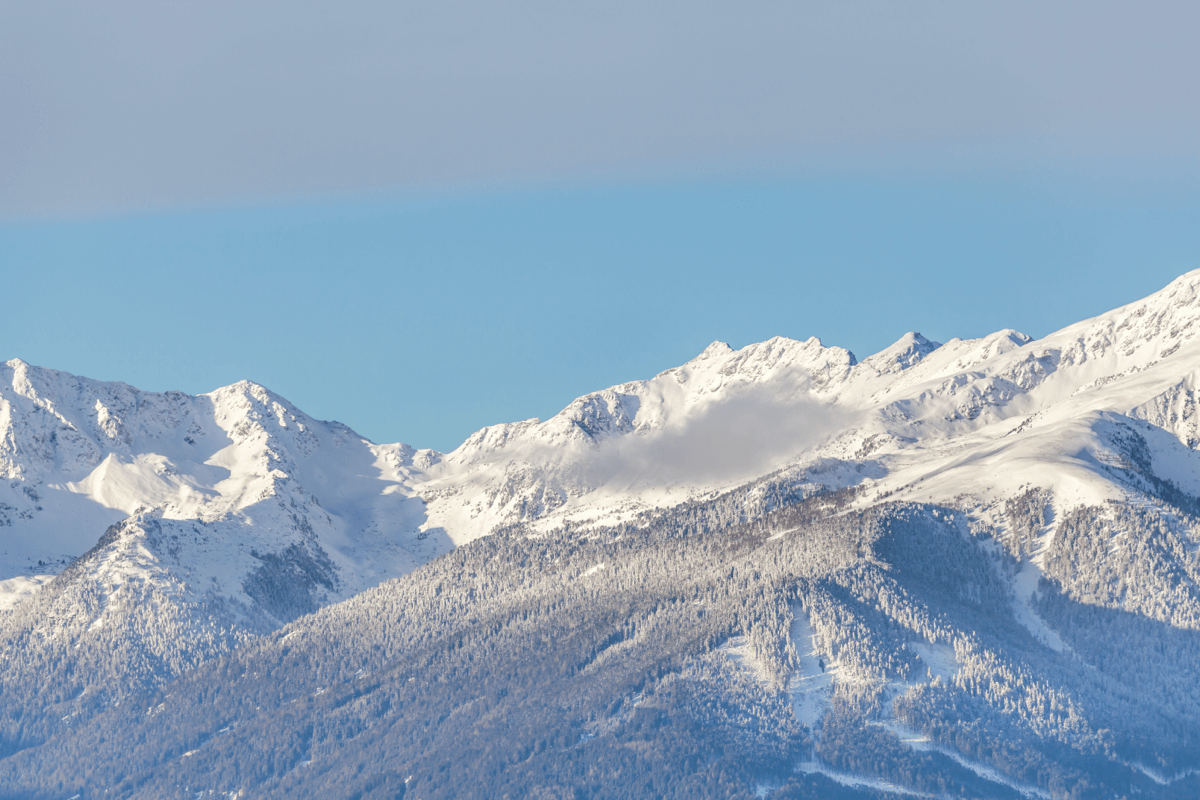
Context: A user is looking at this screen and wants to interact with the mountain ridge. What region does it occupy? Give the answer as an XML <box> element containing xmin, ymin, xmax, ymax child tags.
<box><xmin>7</xmin><ymin>270</ymin><xmax>1200</xmax><ymax>594</ymax></box>
<box><xmin>4</xmin><ymin>270</ymin><xmax>1200</xmax><ymax>797</ymax></box>
<box><xmin>0</xmin><ymin>277</ymin><xmax>1199</xmax><ymax>708</ymax></box>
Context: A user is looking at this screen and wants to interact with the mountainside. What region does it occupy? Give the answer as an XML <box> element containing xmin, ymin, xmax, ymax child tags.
<box><xmin>4</xmin><ymin>272</ymin><xmax>1200</xmax><ymax>798</ymax></box>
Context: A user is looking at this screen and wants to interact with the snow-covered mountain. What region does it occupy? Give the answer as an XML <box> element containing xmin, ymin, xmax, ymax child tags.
<box><xmin>6</xmin><ymin>271</ymin><xmax>1200</xmax><ymax>799</ymax></box>
<box><xmin>0</xmin><ymin>367</ymin><xmax>454</xmax><ymax>690</ymax></box>
<box><xmin>418</xmin><ymin>270</ymin><xmax>1200</xmax><ymax>549</ymax></box>
<box><xmin>5</xmin><ymin>271</ymin><xmax>1200</xmax><ymax>694</ymax></box>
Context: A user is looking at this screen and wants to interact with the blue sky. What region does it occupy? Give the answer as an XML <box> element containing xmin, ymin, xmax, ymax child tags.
<box><xmin>2</xmin><ymin>2</ymin><xmax>1197</xmax><ymax>450</ymax></box>
<box><xmin>4</xmin><ymin>172</ymin><xmax>1196</xmax><ymax>450</ymax></box>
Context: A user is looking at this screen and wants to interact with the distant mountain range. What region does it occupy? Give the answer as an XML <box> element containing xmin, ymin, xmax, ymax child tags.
<box><xmin>5</xmin><ymin>272</ymin><xmax>1200</xmax><ymax>798</ymax></box>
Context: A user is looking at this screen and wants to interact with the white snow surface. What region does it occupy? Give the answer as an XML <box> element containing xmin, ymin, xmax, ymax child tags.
<box><xmin>0</xmin><ymin>574</ymin><xmax>53</xmax><ymax>612</ymax></box>
<box><xmin>7</xmin><ymin>270</ymin><xmax>1200</xmax><ymax>642</ymax></box>
<box><xmin>0</xmin><ymin>365</ymin><xmax>450</xmax><ymax>618</ymax></box>
<box><xmin>787</xmin><ymin>608</ymin><xmax>842</xmax><ymax>728</ymax></box>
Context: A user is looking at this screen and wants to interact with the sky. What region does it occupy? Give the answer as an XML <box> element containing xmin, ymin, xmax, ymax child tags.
<box><xmin>1</xmin><ymin>1</ymin><xmax>1197</xmax><ymax>451</ymax></box>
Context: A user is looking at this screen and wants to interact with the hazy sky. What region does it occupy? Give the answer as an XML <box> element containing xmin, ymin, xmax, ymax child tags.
<box><xmin>3</xmin><ymin>1</ymin><xmax>1196</xmax><ymax>217</ymax></box>
<box><xmin>2</xmin><ymin>2</ymin><xmax>1197</xmax><ymax>450</ymax></box>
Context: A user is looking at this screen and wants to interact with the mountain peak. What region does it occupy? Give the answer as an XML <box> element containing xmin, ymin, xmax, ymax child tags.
<box><xmin>860</xmin><ymin>331</ymin><xmax>942</xmax><ymax>375</ymax></box>
<box><xmin>994</xmin><ymin>329</ymin><xmax>1033</xmax><ymax>347</ymax></box>
<box><xmin>695</xmin><ymin>341</ymin><xmax>735</xmax><ymax>360</ymax></box>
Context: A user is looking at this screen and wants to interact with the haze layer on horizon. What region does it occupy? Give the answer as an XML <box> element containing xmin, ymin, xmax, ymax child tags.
<box><xmin>2</xmin><ymin>0</ymin><xmax>1196</xmax><ymax>219</ymax></box>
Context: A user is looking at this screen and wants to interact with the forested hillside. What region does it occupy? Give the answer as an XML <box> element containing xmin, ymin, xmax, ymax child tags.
<box><xmin>5</xmin><ymin>481</ymin><xmax>1200</xmax><ymax>799</ymax></box>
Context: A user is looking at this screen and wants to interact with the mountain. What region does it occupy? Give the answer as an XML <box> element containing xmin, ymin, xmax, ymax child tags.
<box><xmin>4</xmin><ymin>271</ymin><xmax>1200</xmax><ymax>798</ymax></box>
<box><xmin>0</xmin><ymin>367</ymin><xmax>452</xmax><ymax>718</ymax></box>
